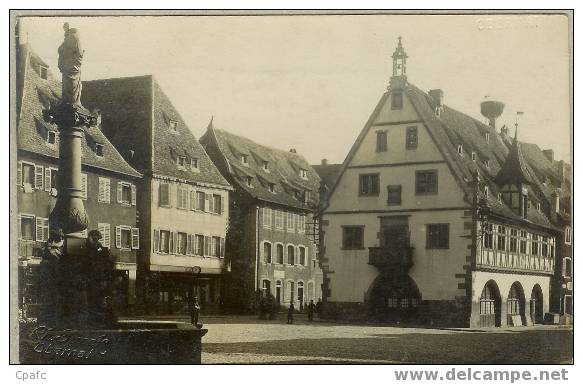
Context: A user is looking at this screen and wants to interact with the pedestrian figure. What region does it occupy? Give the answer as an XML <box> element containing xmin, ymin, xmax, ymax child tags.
<box><xmin>316</xmin><ymin>298</ymin><xmax>322</xmax><ymax>318</ymax></box>
<box><xmin>308</xmin><ymin>299</ymin><xmax>315</xmax><ymax>321</ymax></box>
<box><xmin>190</xmin><ymin>296</ymin><xmax>202</xmax><ymax>328</ymax></box>
<box><xmin>287</xmin><ymin>302</ymin><xmax>295</xmax><ymax>324</ymax></box>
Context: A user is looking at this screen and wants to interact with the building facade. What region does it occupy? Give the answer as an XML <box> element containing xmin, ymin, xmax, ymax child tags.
<box><xmin>16</xmin><ymin>42</ymin><xmax>142</xmax><ymax>316</ymax></box>
<box><xmin>82</xmin><ymin>76</ymin><xmax>233</xmax><ymax>315</ymax></box>
<box><xmin>320</xmin><ymin>38</ymin><xmax>565</xmax><ymax>327</ymax></box>
<box><xmin>201</xmin><ymin>125</ymin><xmax>323</xmax><ymax>313</ymax></box>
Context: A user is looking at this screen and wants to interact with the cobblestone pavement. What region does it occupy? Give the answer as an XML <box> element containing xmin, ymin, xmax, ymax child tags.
<box><xmin>192</xmin><ymin>314</ymin><xmax>573</xmax><ymax>364</ymax></box>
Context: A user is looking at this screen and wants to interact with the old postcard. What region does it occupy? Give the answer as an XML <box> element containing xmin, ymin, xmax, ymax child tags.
<box><xmin>9</xmin><ymin>10</ymin><xmax>573</xmax><ymax>370</ymax></box>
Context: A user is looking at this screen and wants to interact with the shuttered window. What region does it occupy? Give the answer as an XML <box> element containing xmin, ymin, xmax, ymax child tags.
<box><xmin>176</xmin><ymin>232</ymin><xmax>187</xmax><ymax>255</ymax></box>
<box><xmin>21</xmin><ymin>163</ymin><xmax>35</xmax><ymax>192</ymax></box>
<box><xmin>18</xmin><ymin>214</ymin><xmax>35</xmax><ymax>241</ymax></box>
<box><xmin>159</xmin><ymin>183</ymin><xmax>171</xmax><ymax>207</ymax></box>
<box><xmin>274</xmin><ymin>210</ymin><xmax>283</xmax><ymax>230</ymax></box>
<box><xmin>116</xmin><ymin>225</ymin><xmax>132</xmax><ymax>250</ymax></box>
<box><xmin>196</xmin><ymin>191</ymin><xmax>205</xmax><ymax>211</ymax></box>
<box><xmin>189</xmin><ymin>190</ymin><xmax>197</xmax><ymax>211</ymax></box>
<box><xmin>118</xmin><ymin>182</ymin><xmax>132</xmax><ymax>205</ymax></box>
<box><xmin>212</xmin><ymin>194</ymin><xmax>222</xmax><ymax>214</ymax></box>
<box><xmin>177</xmin><ymin>186</ymin><xmax>189</xmax><ymax>209</ymax></box>
<box><xmin>263</xmin><ymin>207</ymin><xmax>272</xmax><ymax>228</ymax></box>
<box><xmin>98</xmin><ymin>223</ymin><xmax>111</xmax><ymax>248</ymax></box>
<box><xmin>195</xmin><ymin>234</ymin><xmax>204</xmax><ymax>256</ymax></box>
<box><xmin>98</xmin><ymin>177</ymin><xmax>111</xmax><ymax>203</ymax></box>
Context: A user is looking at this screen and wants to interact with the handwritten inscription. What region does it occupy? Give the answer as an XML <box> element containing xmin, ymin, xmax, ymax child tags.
<box><xmin>29</xmin><ymin>325</ymin><xmax>109</xmax><ymax>360</ymax></box>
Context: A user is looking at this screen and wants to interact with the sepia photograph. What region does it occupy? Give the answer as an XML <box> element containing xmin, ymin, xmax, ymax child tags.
<box><xmin>9</xmin><ymin>9</ymin><xmax>573</xmax><ymax>369</ymax></box>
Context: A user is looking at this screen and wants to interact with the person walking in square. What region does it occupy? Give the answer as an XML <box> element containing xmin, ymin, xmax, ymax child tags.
<box><xmin>287</xmin><ymin>302</ymin><xmax>295</xmax><ymax>324</ymax></box>
<box><xmin>307</xmin><ymin>299</ymin><xmax>315</xmax><ymax>321</ymax></box>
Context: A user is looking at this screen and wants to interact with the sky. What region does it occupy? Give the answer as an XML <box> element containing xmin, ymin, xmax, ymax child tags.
<box><xmin>20</xmin><ymin>14</ymin><xmax>571</xmax><ymax>164</ymax></box>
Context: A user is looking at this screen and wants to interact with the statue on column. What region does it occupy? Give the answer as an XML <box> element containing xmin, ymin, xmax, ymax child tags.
<box><xmin>58</xmin><ymin>23</ymin><xmax>84</xmax><ymax>106</ymax></box>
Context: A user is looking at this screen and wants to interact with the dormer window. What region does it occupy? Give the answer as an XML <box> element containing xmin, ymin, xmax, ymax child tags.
<box><xmin>246</xmin><ymin>176</ymin><xmax>253</xmax><ymax>187</ymax></box>
<box><xmin>300</xmin><ymin>169</ymin><xmax>308</xmax><ymax>180</ymax></box>
<box><xmin>95</xmin><ymin>143</ymin><xmax>104</xmax><ymax>157</ymax></box>
<box><xmin>457</xmin><ymin>145</ymin><xmax>463</xmax><ymax>156</ymax></box>
<box><xmin>177</xmin><ymin>155</ymin><xmax>186</xmax><ymax>169</ymax></box>
<box><xmin>241</xmin><ymin>154</ymin><xmax>248</xmax><ymax>165</ymax></box>
<box><xmin>262</xmin><ymin>161</ymin><xmax>269</xmax><ymax>172</ymax></box>
<box><xmin>190</xmin><ymin>157</ymin><xmax>199</xmax><ymax>170</ymax></box>
<box><xmin>484</xmin><ymin>159</ymin><xmax>490</xmax><ymax>168</ymax></box>
<box><xmin>47</xmin><ymin>131</ymin><xmax>57</xmax><ymax>146</ymax></box>
<box><xmin>39</xmin><ymin>65</ymin><xmax>48</xmax><ymax>80</ymax></box>
<box><xmin>169</xmin><ymin>120</ymin><xmax>178</xmax><ymax>132</ymax></box>
<box><xmin>471</xmin><ymin>152</ymin><xmax>476</xmax><ymax>161</ymax></box>
<box><xmin>268</xmin><ymin>183</ymin><xmax>276</xmax><ymax>193</ymax></box>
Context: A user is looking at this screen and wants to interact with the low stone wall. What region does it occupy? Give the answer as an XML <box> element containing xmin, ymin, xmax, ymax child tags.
<box><xmin>19</xmin><ymin>321</ymin><xmax>207</xmax><ymax>364</ymax></box>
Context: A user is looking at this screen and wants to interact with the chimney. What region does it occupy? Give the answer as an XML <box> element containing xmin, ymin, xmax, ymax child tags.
<box><xmin>542</xmin><ymin>149</ymin><xmax>554</xmax><ymax>163</ymax></box>
<box><xmin>550</xmin><ymin>190</ymin><xmax>560</xmax><ymax>222</ymax></box>
<box><xmin>289</xmin><ymin>148</ymin><xmax>297</xmax><ymax>153</ymax></box>
<box><xmin>321</xmin><ymin>158</ymin><xmax>328</xmax><ymax>167</ymax></box>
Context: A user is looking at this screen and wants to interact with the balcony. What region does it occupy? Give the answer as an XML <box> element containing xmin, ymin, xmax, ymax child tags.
<box><xmin>368</xmin><ymin>246</ymin><xmax>414</xmax><ymax>273</ymax></box>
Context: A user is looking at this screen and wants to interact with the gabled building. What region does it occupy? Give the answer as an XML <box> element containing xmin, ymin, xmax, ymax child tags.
<box><xmin>200</xmin><ymin>124</ymin><xmax>323</xmax><ymax>313</ymax></box>
<box><xmin>320</xmin><ymin>37</ymin><xmax>564</xmax><ymax>327</ymax></box>
<box><xmin>82</xmin><ymin>76</ymin><xmax>232</xmax><ymax>315</ymax></box>
<box><xmin>16</xmin><ymin>41</ymin><xmax>142</xmax><ymax>316</ymax></box>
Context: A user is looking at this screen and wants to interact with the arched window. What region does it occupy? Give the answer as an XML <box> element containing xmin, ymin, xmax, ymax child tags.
<box><xmin>263</xmin><ymin>242</ymin><xmax>272</xmax><ymax>263</ymax></box>
<box><xmin>276</xmin><ymin>244</ymin><xmax>284</xmax><ymax>264</ymax></box>
<box><xmin>297</xmin><ymin>281</ymin><xmax>305</xmax><ymax>307</ymax></box>
<box><xmin>479</xmin><ymin>281</ymin><xmax>501</xmax><ymax>327</ymax></box>
<box><xmin>287</xmin><ymin>245</ymin><xmax>295</xmax><ymax>265</ymax></box>
<box><xmin>275</xmin><ymin>280</ymin><xmax>282</xmax><ymax>304</ymax></box>
<box><xmin>298</xmin><ymin>246</ymin><xmax>306</xmax><ymax>266</ymax></box>
<box><xmin>262</xmin><ymin>279</ymin><xmax>271</xmax><ymax>294</ymax></box>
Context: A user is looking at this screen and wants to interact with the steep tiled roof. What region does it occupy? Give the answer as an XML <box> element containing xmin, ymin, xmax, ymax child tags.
<box><xmin>82</xmin><ymin>76</ymin><xmax>230</xmax><ymax>188</ymax></box>
<box><xmin>202</xmin><ymin>125</ymin><xmax>320</xmax><ymax>211</ymax></box>
<box><xmin>16</xmin><ymin>44</ymin><xmax>141</xmax><ymax>178</ymax></box>
<box><xmin>405</xmin><ymin>83</ymin><xmax>559</xmax><ymax>231</ymax></box>
<box><xmin>494</xmin><ymin>131</ymin><xmax>535</xmax><ymax>186</ymax></box>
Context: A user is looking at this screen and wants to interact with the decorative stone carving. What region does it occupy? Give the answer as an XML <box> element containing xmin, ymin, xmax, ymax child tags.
<box><xmin>58</xmin><ymin>23</ymin><xmax>84</xmax><ymax>106</ymax></box>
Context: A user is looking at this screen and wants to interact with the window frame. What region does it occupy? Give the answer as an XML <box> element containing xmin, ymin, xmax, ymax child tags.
<box><xmin>415</xmin><ymin>170</ymin><xmax>438</xmax><ymax>195</ymax></box>
<box><xmin>405</xmin><ymin>126</ymin><xmax>418</xmax><ymax>150</ymax></box>
<box><xmin>376</xmin><ymin>130</ymin><xmax>388</xmax><ymax>152</ymax></box>
<box><xmin>119</xmin><ymin>225</ymin><xmax>132</xmax><ymax>250</ymax></box>
<box><xmin>426</xmin><ymin>223</ymin><xmax>450</xmax><ymax>249</ymax></box>
<box><xmin>342</xmin><ymin>225</ymin><xmax>365</xmax><ymax>250</ymax></box>
<box><xmin>386</xmin><ymin>185</ymin><xmax>402</xmax><ymax>205</ymax></box>
<box><xmin>19</xmin><ymin>214</ymin><xmax>36</xmax><ymax>241</ymax></box>
<box><xmin>359</xmin><ymin>173</ymin><xmax>380</xmax><ymax>196</ymax></box>
<box><xmin>47</xmin><ymin>131</ymin><xmax>57</xmax><ymax>146</ymax></box>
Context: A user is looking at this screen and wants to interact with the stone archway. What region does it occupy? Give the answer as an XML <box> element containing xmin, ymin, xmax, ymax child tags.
<box><xmin>366</xmin><ymin>274</ymin><xmax>421</xmax><ymax>322</ymax></box>
<box><xmin>507</xmin><ymin>282</ymin><xmax>526</xmax><ymax>326</ymax></box>
<box><xmin>479</xmin><ymin>280</ymin><xmax>502</xmax><ymax>327</ymax></box>
<box><xmin>530</xmin><ymin>284</ymin><xmax>544</xmax><ymax>324</ymax></box>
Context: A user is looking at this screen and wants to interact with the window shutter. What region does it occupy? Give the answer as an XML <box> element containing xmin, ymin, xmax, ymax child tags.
<box><xmin>204</xmin><ymin>236</ymin><xmax>210</xmax><ymax>256</ymax></box>
<box><xmin>177</xmin><ymin>186</ymin><xmax>181</xmax><ymax>208</ymax></box>
<box><xmin>117</xmin><ymin>182</ymin><xmax>123</xmax><ymax>203</ymax></box>
<box><xmin>35</xmin><ymin>217</ymin><xmax>43</xmax><ymax>242</ymax></box>
<box><xmin>17</xmin><ymin>162</ymin><xmax>22</xmax><ymax>186</ymax></box>
<box><xmin>204</xmin><ymin>194</ymin><xmax>210</xmax><ymax>213</ymax></box>
<box><xmin>131</xmin><ymin>227</ymin><xmax>139</xmax><ymax>249</ymax></box>
<box><xmin>105</xmin><ymin>178</ymin><xmax>111</xmax><ymax>203</ymax></box>
<box><xmin>220</xmin><ymin>238</ymin><xmax>225</xmax><ymax>258</ymax></box>
<box><xmin>34</xmin><ymin>165</ymin><xmax>44</xmax><ymax>190</ymax></box>
<box><xmin>99</xmin><ymin>223</ymin><xmax>111</xmax><ymax>248</ymax></box>
<box><xmin>153</xmin><ymin>229</ymin><xmax>160</xmax><ymax>253</ymax></box>
<box><xmin>43</xmin><ymin>218</ymin><xmax>49</xmax><ymax>242</ymax></box>
<box><xmin>17</xmin><ymin>215</ymin><xmax>21</xmax><ymax>238</ymax></box>
<box><xmin>220</xmin><ymin>196</ymin><xmax>225</xmax><ymax>215</ymax></box>
<box><xmin>190</xmin><ymin>190</ymin><xmax>196</xmax><ymax>210</ymax></box>
<box><xmin>170</xmin><ymin>232</ymin><xmax>176</xmax><ymax>254</ymax></box>
<box><xmin>186</xmin><ymin>234</ymin><xmax>192</xmax><ymax>255</ymax></box>
<box><xmin>115</xmin><ymin>226</ymin><xmax>121</xmax><ymax>249</ymax></box>
<box><xmin>131</xmin><ymin>184</ymin><xmax>137</xmax><ymax>206</ymax></box>
<box><xmin>81</xmin><ymin>173</ymin><xmax>87</xmax><ymax>199</ymax></box>
<box><xmin>98</xmin><ymin>178</ymin><xmax>104</xmax><ymax>201</ymax></box>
